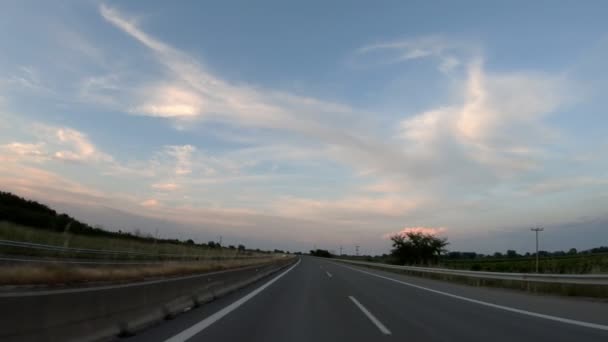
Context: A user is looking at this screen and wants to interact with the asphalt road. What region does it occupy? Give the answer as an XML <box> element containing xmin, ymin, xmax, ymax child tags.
<box><xmin>126</xmin><ymin>256</ymin><xmax>608</xmax><ymax>342</ymax></box>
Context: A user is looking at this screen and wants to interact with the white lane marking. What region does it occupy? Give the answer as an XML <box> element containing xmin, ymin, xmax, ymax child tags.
<box><xmin>164</xmin><ymin>259</ymin><xmax>301</xmax><ymax>342</ymax></box>
<box><xmin>326</xmin><ymin>271</ymin><xmax>333</xmax><ymax>278</ymax></box>
<box><xmin>339</xmin><ymin>263</ymin><xmax>608</xmax><ymax>332</ymax></box>
<box><xmin>349</xmin><ymin>296</ymin><xmax>392</xmax><ymax>335</ymax></box>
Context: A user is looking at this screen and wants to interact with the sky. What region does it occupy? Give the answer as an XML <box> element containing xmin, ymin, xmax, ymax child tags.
<box><xmin>1</xmin><ymin>0</ymin><xmax>608</xmax><ymax>254</ymax></box>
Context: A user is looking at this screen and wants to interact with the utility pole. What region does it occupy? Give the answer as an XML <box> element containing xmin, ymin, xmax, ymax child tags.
<box><xmin>531</xmin><ymin>227</ymin><xmax>544</xmax><ymax>273</ymax></box>
<box><xmin>218</xmin><ymin>235</ymin><xmax>222</xmax><ymax>247</ymax></box>
<box><xmin>355</xmin><ymin>245</ymin><xmax>360</xmax><ymax>256</ymax></box>
<box><xmin>339</xmin><ymin>246</ymin><xmax>343</xmax><ymax>256</ymax></box>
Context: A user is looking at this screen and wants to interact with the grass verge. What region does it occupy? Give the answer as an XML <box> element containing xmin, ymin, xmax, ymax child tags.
<box><xmin>0</xmin><ymin>256</ymin><xmax>289</xmax><ymax>286</ymax></box>
<box><xmin>0</xmin><ymin>221</ymin><xmax>264</xmax><ymax>260</ymax></box>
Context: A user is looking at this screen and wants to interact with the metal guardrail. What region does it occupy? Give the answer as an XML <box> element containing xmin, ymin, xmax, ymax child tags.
<box><xmin>335</xmin><ymin>259</ymin><xmax>608</xmax><ymax>285</ymax></box>
<box><xmin>0</xmin><ymin>239</ymin><xmax>263</xmax><ymax>261</ymax></box>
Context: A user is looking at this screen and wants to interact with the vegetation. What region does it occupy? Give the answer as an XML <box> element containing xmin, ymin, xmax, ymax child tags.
<box><xmin>389</xmin><ymin>231</ymin><xmax>448</xmax><ymax>265</ymax></box>
<box><xmin>338</xmin><ymin>232</ymin><xmax>608</xmax><ymax>274</ymax></box>
<box><xmin>309</xmin><ymin>249</ymin><xmax>332</xmax><ymax>258</ymax></box>
<box><xmin>0</xmin><ymin>191</ymin><xmax>274</xmax><ymax>260</ymax></box>
<box><xmin>0</xmin><ymin>222</ymin><xmax>262</xmax><ymax>260</ymax></box>
<box><xmin>0</xmin><ymin>257</ymin><xmax>283</xmax><ymax>285</ymax></box>
<box><xmin>441</xmin><ymin>251</ymin><xmax>608</xmax><ymax>274</ymax></box>
<box><xmin>0</xmin><ymin>191</ymin><xmax>298</xmax><ymax>285</ymax></box>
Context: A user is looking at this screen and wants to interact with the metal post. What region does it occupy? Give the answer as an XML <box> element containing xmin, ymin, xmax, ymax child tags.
<box><xmin>531</xmin><ymin>227</ymin><xmax>544</xmax><ymax>273</ymax></box>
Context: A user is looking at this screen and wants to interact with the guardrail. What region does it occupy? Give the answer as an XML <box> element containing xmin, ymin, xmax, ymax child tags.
<box><xmin>0</xmin><ymin>257</ymin><xmax>296</xmax><ymax>342</ymax></box>
<box><xmin>334</xmin><ymin>259</ymin><xmax>608</xmax><ymax>285</ymax></box>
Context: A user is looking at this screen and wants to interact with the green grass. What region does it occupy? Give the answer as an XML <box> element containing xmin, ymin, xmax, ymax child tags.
<box><xmin>0</xmin><ymin>221</ymin><xmax>264</xmax><ymax>261</ymax></box>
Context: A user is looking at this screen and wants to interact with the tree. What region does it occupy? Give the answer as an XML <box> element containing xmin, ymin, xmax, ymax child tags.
<box><xmin>568</xmin><ymin>248</ymin><xmax>577</xmax><ymax>255</ymax></box>
<box><xmin>389</xmin><ymin>231</ymin><xmax>448</xmax><ymax>265</ymax></box>
<box><xmin>506</xmin><ymin>250</ymin><xmax>519</xmax><ymax>258</ymax></box>
<box><xmin>207</xmin><ymin>241</ymin><xmax>217</xmax><ymax>248</ymax></box>
<box><xmin>309</xmin><ymin>249</ymin><xmax>332</xmax><ymax>258</ymax></box>
<box><xmin>237</xmin><ymin>244</ymin><xmax>246</xmax><ymax>251</ymax></box>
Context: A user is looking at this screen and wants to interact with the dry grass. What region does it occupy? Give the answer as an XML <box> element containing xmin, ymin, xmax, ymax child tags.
<box><xmin>0</xmin><ymin>256</ymin><xmax>291</xmax><ymax>286</ymax></box>
<box><xmin>0</xmin><ymin>221</ymin><xmax>265</xmax><ymax>260</ymax></box>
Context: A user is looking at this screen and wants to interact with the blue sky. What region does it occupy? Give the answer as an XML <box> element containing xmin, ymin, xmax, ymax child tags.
<box><xmin>1</xmin><ymin>0</ymin><xmax>608</xmax><ymax>254</ymax></box>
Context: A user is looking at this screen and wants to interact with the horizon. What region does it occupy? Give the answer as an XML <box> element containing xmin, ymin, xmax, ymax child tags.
<box><xmin>2</xmin><ymin>1</ymin><xmax>608</xmax><ymax>255</ymax></box>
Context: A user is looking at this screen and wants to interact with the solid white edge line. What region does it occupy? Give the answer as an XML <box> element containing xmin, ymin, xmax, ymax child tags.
<box><xmin>326</xmin><ymin>271</ymin><xmax>333</xmax><ymax>278</ymax></box>
<box><xmin>164</xmin><ymin>258</ymin><xmax>301</xmax><ymax>342</ymax></box>
<box><xmin>348</xmin><ymin>296</ymin><xmax>392</xmax><ymax>335</ymax></box>
<box><xmin>338</xmin><ymin>263</ymin><xmax>608</xmax><ymax>332</ymax></box>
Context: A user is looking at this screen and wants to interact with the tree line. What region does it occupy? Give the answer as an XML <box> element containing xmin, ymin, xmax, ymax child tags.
<box><xmin>319</xmin><ymin>231</ymin><xmax>608</xmax><ymax>267</ymax></box>
<box><xmin>0</xmin><ymin>191</ymin><xmax>261</xmax><ymax>252</ymax></box>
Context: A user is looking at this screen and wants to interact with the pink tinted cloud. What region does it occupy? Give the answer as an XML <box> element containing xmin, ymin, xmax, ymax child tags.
<box><xmin>140</xmin><ymin>199</ymin><xmax>160</xmax><ymax>207</ymax></box>
<box><xmin>383</xmin><ymin>226</ymin><xmax>447</xmax><ymax>239</ymax></box>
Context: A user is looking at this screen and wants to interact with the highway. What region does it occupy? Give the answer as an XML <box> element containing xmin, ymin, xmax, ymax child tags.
<box><xmin>127</xmin><ymin>256</ymin><xmax>608</xmax><ymax>342</ymax></box>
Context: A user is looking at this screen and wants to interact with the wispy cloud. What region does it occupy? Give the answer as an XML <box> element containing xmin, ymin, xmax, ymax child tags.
<box><xmin>151</xmin><ymin>182</ymin><xmax>180</xmax><ymax>191</ymax></box>
<box><xmin>353</xmin><ymin>35</ymin><xmax>474</xmax><ymax>73</ymax></box>
<box><xmin>275</xmin><ymin>195</ymin><xmax>425</xmax><ymax>222</ymax></box>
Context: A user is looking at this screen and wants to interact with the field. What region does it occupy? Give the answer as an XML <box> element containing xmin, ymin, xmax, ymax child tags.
<box><xmin>440</xmin><ymin>254</ymin><xmax>608</xmax><ymax>274</ymax></box>
<box><xmin>0</xmin><ymin>257</ymin><xmax>284</xmax><ymax>285</ymax></box>
<box><xmin>0</xmin><ymin>221</ymin><xmax>263</xmax><ymax>261</ymax></box>
<box><xmin>0</xmin><ymin>221</ymin><xmax>286</xmax><ymax>285</ymax></box>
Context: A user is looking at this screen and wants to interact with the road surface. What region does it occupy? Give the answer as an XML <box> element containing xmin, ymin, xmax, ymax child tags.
<box><xmin>127</xmin><ymin>256</ymin><xmax>608</xmax><ymax>342</ymax></box>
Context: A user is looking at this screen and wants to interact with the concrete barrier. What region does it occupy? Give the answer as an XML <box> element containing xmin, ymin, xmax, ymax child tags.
<box><xmin>0</xmin><ymin>258</ymin><xmax>295</xmax><ymax>342</ymax></box>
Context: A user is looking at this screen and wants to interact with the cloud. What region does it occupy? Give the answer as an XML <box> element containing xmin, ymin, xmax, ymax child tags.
<box><xmin>140</xmin><ymin>199</ymin><xmax>160</xmax><ymax>207</ymax></box>
<box><xmin>526</xmin><ymin>177</ymin><xmax>608</xmax><ymax>195</ymax></box>
<box><xmin>98</xmin><ymin>3</ymin><xmax>369</xmax><ymax>138</ymax></box>
<box><xmin>47</xmin><ymin>127</ymin><xmax>112</xmax><ymax>163</ymax></box>
<box><xmin>275</xmin><ymin>195</ymin><xmax>424</xmax><ymax>222</ymax></box>
<box><xmin>398</xmin><ymin>59</ymin><xmax>570</xmax><ymax>177</ymax></box>
<box><xmin>1</xmin><ymin>142</ymin><xmax>47</xmax><ymax>161</ymax></box>
<box><xmin>2</xmin><ymin>3</ymin><xmax>597</xmax><ymax>254</ymax></box>
<box><xmin>2</xmin><ymin>125</ymin><xmax>113</xmax><ymax>165</ymax></box>
<box><xmin>164</xmin><ymin>145</ymin><xmax>195</xmax><ymax>175</ymax></box>
<box><xmin>151</xmin><ymin>182</ymin><xmax>180</xmax><ymax>191</ymax></box>
<box><xmin>362</xmin><ymin>180</ymin><xmax>408</xmax><ymax>194</ymax></box>
<box><xmin>133</xmin><ymin>85</ymin><xmax>203</xmax><ymax>118</ymax></box>
<box><xmin>384</xmin><ymin>226</ymin><xmax>447</xmax><ymax>239</ymax></box>
<box><xmin>99</xmin><ymin>4</ymin><xmax>286</xmax><ymax>124</ymax></box>
<box><xmin>354</xmin><ymin>35</ymin><xmax>473</xmax><ymax>73</ymax></box>
<box><xmin>79</xmin><ymin>74</ymin><xmax>124</xmax><ymax>107</ymax></box>
<box><xmin>98</xmin><ymin>4</ymin><xmax>455</xmax><ymax>193</ymax></box>
<box><xmin>0</xmin><ymin>162</ymin><xmax>110</xmax><ymax>207</ymax></box>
